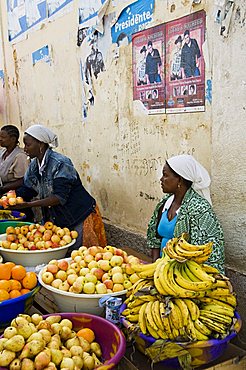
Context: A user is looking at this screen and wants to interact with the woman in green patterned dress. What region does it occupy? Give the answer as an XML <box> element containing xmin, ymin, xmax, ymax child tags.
<box><xmin>147</xmin><ymin>154</ymin><xmax>225</xmax><ymax>274</ymax></box>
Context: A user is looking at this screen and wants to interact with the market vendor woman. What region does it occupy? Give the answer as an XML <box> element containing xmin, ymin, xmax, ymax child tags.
<box><xmin>147</xmin><ymin>154</ymin><xmax>225</xmax><ymax>274</ymax></box>
<box><xmin>11</xmin><ymin>124</ymin><xmax>106</xmax><ymax>250</ymax></box>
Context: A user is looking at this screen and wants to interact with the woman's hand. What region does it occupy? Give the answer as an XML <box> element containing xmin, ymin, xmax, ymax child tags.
<box><xmin>6</xmin><ymin>202</ymin><xmax>30</xmax><ymax>210</ymax></box>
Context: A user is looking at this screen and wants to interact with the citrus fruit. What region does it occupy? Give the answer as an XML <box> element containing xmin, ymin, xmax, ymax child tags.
<box><xmin>0</xmin><ymin>263</ymin><xmax>12</xmax><ymax>280</ymax></box>
<box><xmin>9</xmin><ymin>279</ymin><xmax>22</xmax><ymax>291</ymax></box>
<box><xmin>22</xmin><ymin>272</ymin><xmax>37</xmax><ymax>290</ymax></box>
<box><xmin>76</xmin><ymin>328</ymin><xmax>95</xmax><ymax>343</ymax></box>
<box><xmin>9</xmin><ymin>290</ymin><xmax>22</xmax><ymax>299</ymax></box>
<box><xmin>11</xmin><ymin>265</ymin><xmax>26</xmax><ymax>281</ymax></box>
<box><xmin>0</xmin><ymin>289</ymin><xmax>10</xmax><ymax>301</ymax></box>
<box><xmin>20</xmin><ymin>288</ymin><xmax>31</xmax><ymax>295</ymax></box>
<box><xmin>0</xmin><ymin>280</ymin><xmax>11</xmax><ymax>292</ymax></box>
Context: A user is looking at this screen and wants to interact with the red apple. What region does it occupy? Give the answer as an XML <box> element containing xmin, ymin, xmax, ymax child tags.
<box><xmin>103</xmin><ymin>279</ymin><xmax>113</xmax><ymax>290</ymax></box>
<box><xmin>95</xmin><ymin>253</ymin><xmax>103</xmax><ymax>262</ymax></box>
<box><xmin>70</xmin><ymin>230</ymin><xmax>78</xmax><ymax>239</ymax></box>
<box><xmin>47</xmin><ymin>264</ymin><xmax>59</xmax><ymax>274</ymax></box>
<box><xmin>51</xmin><ymin>234</ymin><xmax>61</xmax><ymax>244</ymax></box>
<box><xmin>88</xmin><ymin>246</ymin><xmax>99</xmax><ymax>256</ymax></box>
<box><xmin>92</xmin><ymin>268</ymin><xmax>104</xmax><ymax>281</ymax></box>
<box><xmin>57</xmin><ymin>260</ymin><xmax>69</xmax><ymax>271</ymax></box>
<box><xmin>102</xmin><ymin>273</ymin><xmax>110</xmax><ymax>282</ymax></box>
<box><xmin>114</xmin><ymin>248</ymin><xmax>124</xmax><ymax>257</ymax></box>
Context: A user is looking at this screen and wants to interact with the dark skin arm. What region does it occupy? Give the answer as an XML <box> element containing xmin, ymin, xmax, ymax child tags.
<box><xmin>1</xmin><ymin>179</ymin><xmax>24</xmax><ymax>194</ymax></box>
<box><xmin>151</xmin><ymin>248</ymin><xmax>161</xmax><ymax>262</ymax></box>
<box><xmin>7</xmin><ymin>195</ymin><xmax>61</xmax><ymax>209</ymax></box>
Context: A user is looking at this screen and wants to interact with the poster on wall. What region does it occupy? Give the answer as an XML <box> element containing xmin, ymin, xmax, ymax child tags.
<box><xmin>165</xmin><ymin>10</ymin><xmax>206</xmax><ymax>113</ymax></box>
<box><xmin>25</xmin><ymin>0</ymin><xmax>46</xmax><ymax>30</ymax></box>
<box><xmin>132</xmin><ymin>24</ymin><xmax>165</xmax><ymax>114</ymax></box>
<box><xmin>111</xmin><ymin>0</ymin><xmax>154</xmax><ymax>47</ymax></box>
<box><xmin>7</xmin><ymin>0</ymin><xmax>27</xmax><ymax>42</ymax></box>
<box><xmin>78</xmin><ymin>0</ymin><xmax>107</xmax><ymax>28</ymax></box>
<box><xmin>47</xmin><ymin>0</ymin><xmax>73</xmax><ymax>18</ymax></box>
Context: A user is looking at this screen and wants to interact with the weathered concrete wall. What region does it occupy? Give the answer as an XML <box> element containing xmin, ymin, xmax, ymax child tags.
<box><xmin>0</xmin><ymin>0</ymin><xmax>245</xmax><ymax>336</ymax></box>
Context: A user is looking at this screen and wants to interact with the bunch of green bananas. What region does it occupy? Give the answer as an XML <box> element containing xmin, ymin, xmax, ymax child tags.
<box><xmin>164</xmin><ymin>233</ymin><xmax>213</xmax><ymax>264</ymax></box>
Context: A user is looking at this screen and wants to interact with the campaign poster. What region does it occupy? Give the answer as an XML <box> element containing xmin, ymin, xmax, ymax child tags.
<box><xmin>47</xmin><ymin>0</ymin><xmax>73</xmax><ymax>18</ymax></box>
<box><xmin>25</xmin><ymin>0</ymin><xmax>46</xmax><ymax>30</ymax></box>
<box><xmin>166</xmin><ymin>11</ymin><xmax>206</xmax><ymax>113</ymax></box>
<box><xmin>78</xmin><ymin>0</ymin><xmax>106</xmax><ymax>28</ymax></box>
<box><xmin>132</xmin><ymin>24</ymin><xmax>165</xmax><ymax>114</ymax></box>
<box><xmin>111</xmin><ymin>0</ymin><xmax>154</xmax><ymax>46</ymax></box>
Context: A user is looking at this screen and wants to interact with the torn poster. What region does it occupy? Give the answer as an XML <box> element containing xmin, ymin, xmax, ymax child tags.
<box><xmin>47</xmin><ymin>0</ymin><xmax>73</xmax><ymax>18</ymax></box>
<box><xmin>7</xmin><ymin>0</ymin><xmax>27</xmax><ymax>42</ymax></box>
<box><xmin>25</xmin><ymin>0</ymin><xmax>46</xmax><ymax>30</ymax></box>
<box><xmin>165</xmin><ymin>10</ymin><xmax>206</xmax><ymax>113</ymax></box>
<box><xmin>32</xmin><ymin>45</ymin><xmax>51</xmax><ymax>65</ymax></box>
<box><xmin>111</xmin><ymin>0</ymin><xmax>154</xmax><ymax>46</ymax></box>
<box><xmin>78</xmin><ymin>0</ymin><xmax>106</xmax><ymax>28</ymax></box>
<box><xmin>132</xmin><ymin>24</ymin><xmax>165</xmax><ymax>114</ymax></box>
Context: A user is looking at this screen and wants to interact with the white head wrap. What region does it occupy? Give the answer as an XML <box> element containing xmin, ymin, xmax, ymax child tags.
<box><xmin>167</xmin><ymin>154</ymin><xmax>212</xmax><ymax>204</ymax></box>
<box><xmin>25</xmin><ymin>124</ymin><xmax>58</xmax><ymax>148</ymax></box>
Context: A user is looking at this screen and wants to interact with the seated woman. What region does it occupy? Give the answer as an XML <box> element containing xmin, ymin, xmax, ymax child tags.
<box><xmin>147</xmin><ymin>154</ymin><xmax>225</xmax><ymax>274</ymax></box>
<box><xmin>0</xmin><ymin>125</ymin><xmax>29</xmax><ymax>194</ymax></box>
<box><xmin>12</xmin><ymin>124</ymin><xmax>106</xmax><ymax>251</ymax></box>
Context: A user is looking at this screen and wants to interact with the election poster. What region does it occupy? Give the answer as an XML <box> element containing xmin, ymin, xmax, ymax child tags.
<box><xmin>78</xmin><ymin>0</ymin><xmax>106</xmax><ymax>28</ymax></box>
<box><xmin>165</xmin><ymin>10</ymin><xmax>206</xmax><ymax>113</ymax></box>
<box><xmin>132</xmin><ymin>24</ymin><xmax>165</xmax><ymax>114</ymax></box>
<box><xmin>111</xmin><ymin>0</ymin><xmax>154</xmax><ymax>47</ymax></box>
<box><xmin>7</xmin><ymin>0</ymin><xmax>27</xmax><ymax>42</ymax></box>
<box><xmin>47</xmin><ymin>0</ymin><xmax>73</xmax><ymax>19</ymax></box>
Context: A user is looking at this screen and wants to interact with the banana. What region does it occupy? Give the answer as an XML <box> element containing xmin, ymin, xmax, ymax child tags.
<box><xmin>193</xmin><ymin>251</ymin><xmax>213</xmax><ymax>264</ymax></box>
<box><xmin>145</xmin><ymin>301</ymin><xmax>159</xmax><ymax>332</ymax></box>
<box><xmin>178</xmin><ymin>237</ymin><xmax>213</xmax><ymax>253</ymax></box>
<box><xmin>125</xmin><ymin>313</ymin><xmax>139</xmax><ymax>322</ymax></box>
<box><xmin>194</xmin><ymin>319</ymin><xmax>212</xmax><ymax>336</ymax></box>
<box><xmin>127</xmin><ymin>279</ymin><xmax>146</xmax><ymax>296</ymax></box>
<box><xmin>127</xmin><ymin>297</ymin><xmax>146</xmax><ymax>308</ymax></box>
<box><xmin>130</xmin><ymin>259</ymin><xmax>162</xmax><ymax>273</ymax></box>
<box><xmin>185</xmin><ymin>315</ymin><xmax>197</xmax><ymax>341</ymax></box>
<box><xmin>138</xmin><ymin>302</ymin><xmax>148</xmax><ymax>335</ymax></box>
<box><xmin>206</xmin><ymin>288</ymin><xmax>231</xmax><ymax>297</ymax></box>
<box><xmin>162</xmin><ymin>315</ymin><xmax>174</xmax><ymax>340</ymax></box>
<box><xmin>212</xmin><ymin>279</ymin><xmax>229</xmax><ymax>289</ymax></box>
<box><xmin>169</xmin><ymin>301</ymin><xmax>183</xmax><ymax>330</ymax></box>
<box><xmin>199</xmin><ymin>296</ymin><xmax>237</xmax><ymax>309</ymax></box>
<box><xmin>186</xmin><ymin>260</ymin><xmax>215</xmax><ymax>282</ymax></box>
<box><xmin>167</xmin><ymin>314</ymin><xmax>180</xmax><ymax>340</ymax></box>
<box><xmin>154</xmin><ymin>259</ymin><xmax>169</xmax><ymax>295</ymax></box>
<box><xmin>146</xmin><ymin>316</ymin><xmax>160</xmax><ymax>339</ymax></box>
<box><xmin>202</xmin><ymin>304</ymin><xmax>234</xmax><ymax>317</ymax></box>
<box><xmin>174</xmin><ymin>264</ymin><xmax>213</xmax><ymax>291</ymax></box>
<box><xmin>165</xmin><ymin>238</ymin><xmax>187</xmax><ymax>262</ymax></box>
<box><xmin>183</xmin><ymin>263</ymin><xmax>201</xmax><ymax>282</ymax></box>
<box><xmin>175</xmin><ymin>242</ymin><xmax>204</xmax><ymax>258</ymax></box>
<box><xmin>212</xmin><ymin>294</ymin><xmax>237</xmax><ymax>307</ymax></box>
<box><xmin>183</xmin><ymin>299</ymin><xmax>200</xmax><ymax>321</ymax></box>
<box><xmin>167</xmin><ymin>260</ymin><xmax>205</xmax><ymax>298</ymax></box>
<box><xmin>199</xmin><ymin>316</ymin><xmax>227</xmax><ymax>334</ymax></box>
<box><xmin>152</xmin><ymin>300</ymin><xmax>165</xmax><ymax>331</ymax></box>
<box><xmin>194</xmin><ymin>327</ymin><xmax>209</xmax><ymax>341</ymax></box>
<box><xmin>159</xmin><ymin>260</ymin><xmax>177</xmax><ymax>296</ymax></box>
<box><xmin>199</xmin><ymin>310</ymin><xmax>233</xmax><ymax>325</ymax></box>
<box><xmin>122</xmin><ymin>305</ymin><xmax>142</xmax><ymax>316</ymax></box>
<box><xmin>138</xmin><ymin>266</ymin><xmax>159</xmax><ymax>279</ymax></box>
<box><xmin>202</xmin><ymin>264</ymin><xmax>220</xmax><ymax>274</ymax></box>
<box><xmin>174</xmin><ymin>298</ymin><xmax>190</xmax><ymax>327</ymax></box>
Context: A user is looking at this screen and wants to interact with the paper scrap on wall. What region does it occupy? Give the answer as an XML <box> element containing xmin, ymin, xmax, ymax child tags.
<box><xmin>47</xmin><ymin>0</ymin><xmax>73</xmax><ymax>19</ymax></box>
<box><xmin>32</xmin><ymin>45</ymin><xmax>51</xmax><ymax>65</ymax></box>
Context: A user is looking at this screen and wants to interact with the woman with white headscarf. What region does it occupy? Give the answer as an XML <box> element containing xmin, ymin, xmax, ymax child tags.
<box><xmin>11</xmin><ymin>124</ymin><xmax>107</xmax><ymax>251</ymax></box>
<box><xmin>147</xmin><ymin>154</ymin><xmax>225</xmax><ymax>273</ymax></box>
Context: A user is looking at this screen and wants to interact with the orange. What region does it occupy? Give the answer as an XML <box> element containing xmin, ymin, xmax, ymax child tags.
<box><xmin>20</xmin><ymin>288</ymin><xmax>31</xmax><ymax>295</ymax></box>
<box><xmin>0</xmin><ymin>280</ymin><xmax>11</xmax><ymax>292</ymax></box>
<box><xmin>9</xmin><ymin>279</ymin><xmax>22</xmax><ymax>291</ymax></box>
<box><xmin>22</xmin><ymin>272</ymin><xmax>37</xmax><ymax>290</ymax></box>
<box><xmin>76</xmin><ymin>328</ymin><xmax>95</xmax><ymax>343</ymax></box>
<box><xmin>0</xmin><ymin>289</ymin><xmax>10</xmax><ymax>301</ymax></box>
<box><xmin>9</xmin><ymin>290</ymin><xmax>22</xmax><ymax>299</ymax></box>
<box><xmin>0</xmin><ymin>263</ymin><xmax>12</xmax><ymax>280</ymax></box>
<box><xmin>11</xmin><ymin>265</ymin><xmax>26</xmax><ymax>281</ymax></box>
<box><xmin>5</xmin><ymin>262</ymin><xmax>16</xmax><ymax>270</ymax></box>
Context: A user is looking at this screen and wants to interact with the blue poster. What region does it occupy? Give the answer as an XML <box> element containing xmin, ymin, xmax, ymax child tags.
<box><xmin>47</xmin><ymin>0</ymin><xmax>73</xmax><ymax>18</ymax></box>
<box><xmin>79</xmin><ymin>0</ymin><xmax>106</xmax><ymax>27</ymax></box>
<box><xmin>111</xmin><ymin>0</ymin><xmax>155</xmax><ymax>46</ymax></box>
<box><xmin>25</xmin><ymin>0</ymin><xmax>46</xmax><ymax>29</ymax></box>
<box><xmin>7</xmin><ymin>0</ymin><xmax>27</xmax><ymax>41</ymax></box>
<box><xmin>32</xmin><ymin>45</ymin><xmax>50</xmax><ymax>65</ymax></box>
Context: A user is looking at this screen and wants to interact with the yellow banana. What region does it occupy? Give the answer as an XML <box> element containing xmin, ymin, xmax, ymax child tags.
<box><xmin>212</xmin><ymin>279</ymin><xmax>229</xmax><ymax>289</ymax></box>
<box><xmin>182</xmin><ymin>263</ymin><xmax>200</xmax><ymax>282</ymax></box>
<box><xmin>199</xmin><ymin>310</ymin><xmax>233</xmax><ymax>325</ymax></box>
<box><xmin>167</xmin><ymin>314</ymin><xmax>180</xmax><ymax>340</ymax></box>
<box><xmin>206</xmin><ymin>288</ymin><xmax>231</xmax><ymax>297</ymax></box>
<box><xmin>154</xmin><ymin>259</ymin><xmax>169</xmax><ymax>295</ymax></box>
<box><xmin>183</xmin><ymin>299</ymin><xmax>200</xmax><ymax>321</ymax></box>
<box><xmin>169</xmin><ymin>301</ymin><xmax>183</xmax><ymax>330</ymax></box>
<box><xmin>199</xmin><ymin>296</ymin><xmax>237</xmax><ymax>309</ymax></box>
<box><xmin>138</xmin><ymin>266</ymin><xmax>158</xmax><ymax>279</ymax></box>
<box><xmin>125</xmin><ymin>313</ymin><xmax>139</xmax><ymax>322</ymax></box>
<box><xmin>146</xmin><ymin>316</ymin><xmax>160</xmax><ymax>339</ymax></box>
<box><xmin>177</xmin><ymin>236</ymin><xmax>213</xmax><ymax>253</ymax></box>
<box><xmin>193</xmin><ymin>251</ymin><xmax>213</xmax><ymax>264</ymax></box>
<box><xmin>138</xmin><ymin>302</ymin><xmax>148</xmax><ymax>335</ymax></box>
<box><xmin>159</xmin><ymin>260</ymin><xmax>177</xmax><ymax>296</ymax></box>
<box><xmin>136</xmin><ymin>295</ymin><xmax>158</xmax><ymax>303</ymax></box>
<box><xmin>194</xmin><ymin>327</ymin><xmax>209</xmax><ymax>341</ymax></box>
<box><xmin>185</xmin><ymin>315</ymin><xmax>197</xmax><ymax>341</ymax></box>
<box><xmin>127</xmin><ymin>279</ymin><xmax>146</xmax><ymax>296</ymax></box>
<box><xmin>130</xmin><ymin>259</ymin><xmax>162</xmax><ymax>273</ymax></box>
<box><xmin>174</xmin><ymin>298</ymin><xmax>190</xmax><ymax>327</ymax></box>
<box><xmin>175</xmin><ymin>242</ymin><xmax>204</xmax><ymax>258</ymax></box>
<box><xmin>167</xmin><ymin>260</ymin><xmax>205</xmax><ymax>298</ymax></box>
<box><xmin>202</xmin><ymin>304</ymin><xmax>234</xmax><ymax>317</ymax></box>
<box><xmin>212</xmin><ymin>294</ymin><xmax>237</xmax><ymax>307</ymax></box>
<box><xmin>145</xmin><ymin>301</ymin><xmax>159</xmax><ymax>332</ymax></box>
<box><xmin>165</xmin><ymin>238</ymin><xmax>187</xmax><ymax>262</ymax></box>
<box><xmin>174</xmin><ymin>264</ymin><xmax>213</xmax><ymax>291</ymax></box>
<box><xmin>162</xmin><ymin>315</ymin><xmax>174</xmax><ymax>340</ymax></box>
<box><xmin>127</xmin><ymin>297</ymin><xmax>146</xmax><ymax>308</ymax></box>
<box><xmin>152</xmin><ymin>300</ymin><xmax>165</xmax><ymax>331</ymax></box>
<box><xmin>194</xmin><ymin>319</ymin><xmax>212</xmax><ymax>336</ymax></box>
<box><xmin>202</xmin><ymin>264</ymin><xmax>220</xmax><ymax>274</ymax></box>
<box><xmin>186</xmin><ymin>260</ymin><xmax>215</xmax><ymax>282</ymax></box>
<box><xmin>199</xmin><ymin>316</ymin><xmax>227</xmax><ymax>334</ymax></box>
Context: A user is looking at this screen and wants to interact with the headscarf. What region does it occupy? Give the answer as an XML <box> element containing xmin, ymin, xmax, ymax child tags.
<box><xmin>167</xmin><ymin>154</ymin><xmax>212</xmax><ymax>204</ymax></box>
<box><xmin>25</xmin><ymin>124</ymin><xmax>58</xmax><ymax>148</ymax></box>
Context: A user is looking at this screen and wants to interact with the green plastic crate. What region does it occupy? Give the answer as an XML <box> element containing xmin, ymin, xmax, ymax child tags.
<box><xmin>0</xmin><ymin>221</ymin><xmax>33</xmax><ymax>234</ymax></box>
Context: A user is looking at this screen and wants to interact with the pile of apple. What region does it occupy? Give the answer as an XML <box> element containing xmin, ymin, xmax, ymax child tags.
<box><xmin>0</xmin><ymin>190</ymin><xmax>24</xmax><ymax>208</ymax></box>
<box><xmin>41</xmin><ymin>246</ymin><xmax>141</xmax><ymax>295</ymax></box>
<box><xmin>0</xmin><ymin>222</ymin><xmax>78</xmax><ymax>251</ymax></box>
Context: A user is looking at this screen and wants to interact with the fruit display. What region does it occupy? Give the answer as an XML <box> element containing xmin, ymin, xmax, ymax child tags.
<box><xmin>121</xmin><ymin>234</ymin><xmax>239</xmax><ymax>343</ymax></box>
<box><xmin>40</xmin><ymin>246</ymin><xmax>142</xmax><ymax>295</ymax></box>
<box><xmin>0</xmin><ymin>313</ymin><xmax>104</xmax><ymax>369</ymax></box>
<box><xmin>0</xmin><ymin>223</ymin><xmax>78</xmax><ymax>251</ymax></box>
<box><xmin>0</xmin><ymin>190</ymin><xmax>24</xmax><ymax>209</ymax></box>
<box><xmin>0</xmin><ymin>262</ymin><xmax>38</xmax><ymax>302</ymax></box>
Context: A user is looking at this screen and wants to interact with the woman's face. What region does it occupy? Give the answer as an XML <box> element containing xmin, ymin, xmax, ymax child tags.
<box><xmin>160</xmin><ymin>163</ymin><xmax>180</xmax><ymax>193</ymax></box>
<box><xmin>0</xmin><ymin>130</ymin><xmax>16</xmax><ymax>148</ymax></box>
<box><xmin>23</xmin><ymin>134</ymin><xmax>40</xmax><ymax>158</ymax></box>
